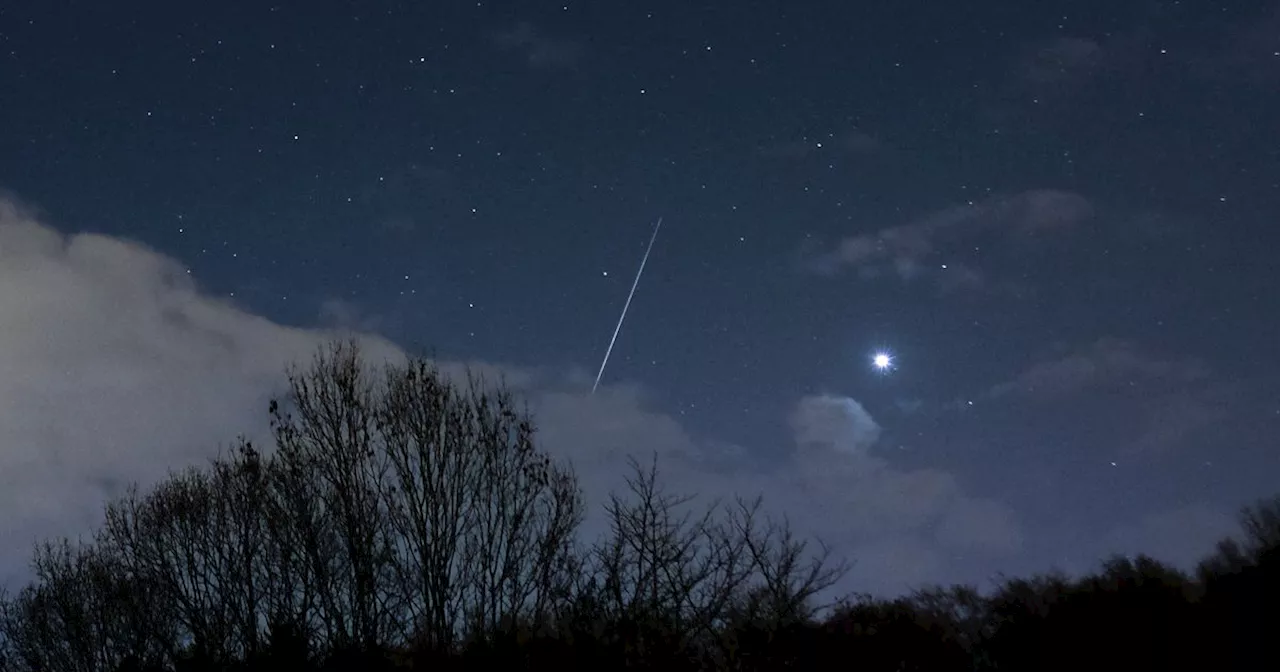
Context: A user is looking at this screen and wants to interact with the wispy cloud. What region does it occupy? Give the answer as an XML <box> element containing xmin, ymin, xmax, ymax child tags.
<box><xmin>1019</xmin><ymin>37</ymin><xmax>1108</xmax><ymax>86</ymax></box>
<box><xmin>1013</xmin><ymin>7</ymin><xmax>1280</xmax><ymax>97</ymax></box>
<box><xmin>0</xmin><ymin>199</ymin><xmax>404</xmax><ymax>586</ymax></box>
<box><xmin>984</xmin><ymin>338</ymin><xmax>1231</xmax><ymax>457</ymax></box>
<box><xmin>987</xmin><ymin>338</ymin><xmax>1210</xmax><ymax>400</ymax></box>
<box><xmin>540</xmin><ymin>391</ymin><xmax>1022</xmax><ymax>594</ymax></box>
<box><xmin>1103</xmin><ymin>504</ymin><xmax>1241</xmax><ymax>570</ymax></box>
<box><xmin>318</xmin><ymin>298</ymin><xmax>386</xmax><ymax>333</ymax></box>
<box><xmin>1013</xmin><ymin>28</ymin><xmax>1161</xmax><ymax>97</ymax></box>
<box><xmin>492</xmin><ymin>22</ymin><xmax>583</xmax><ymax>69</ymax></box>
<box><xmin>806</xmin><ymin>189</ymin><xmax>1094</xmax><ymax>293</ymax></box>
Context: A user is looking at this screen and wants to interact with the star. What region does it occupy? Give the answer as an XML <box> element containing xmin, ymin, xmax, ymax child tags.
<box><xmin>872</xmin><ymin>352</ymin><xmax>893</xmax><ymax>372</ymax></box>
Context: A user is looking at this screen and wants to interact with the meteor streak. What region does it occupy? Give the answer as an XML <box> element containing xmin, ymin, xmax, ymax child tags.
<box><xmin>592</xmin><ymin>216</ymin><xmax>663</xmax><ymax>394</ymax></box>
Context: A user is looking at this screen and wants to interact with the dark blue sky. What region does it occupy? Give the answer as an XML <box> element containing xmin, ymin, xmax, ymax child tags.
<box><xmin>2</xmin><ymin>0</ymin><xmax>1279</xmax><ymax>589</ymax></box>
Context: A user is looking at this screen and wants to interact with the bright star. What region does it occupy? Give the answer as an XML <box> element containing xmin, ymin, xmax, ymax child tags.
<box><xmin>872</xmin><ymin>352</ymin><xmax>893</xmax><ymax>371</ymax></box>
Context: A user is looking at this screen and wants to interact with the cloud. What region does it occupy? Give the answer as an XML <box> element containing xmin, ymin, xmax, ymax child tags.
<box><xmin>0</xmin><ymin>199</ymin><xmax>403</xmax><ymax>585</ymax></box>
<box><xmin>492</xmin><ymin>22</ymin><xmax>583</xmax><ymax>69</ymax></box>
<box><xmin>777</xmin><ymin>396</ymin><xmax>1022</xmax><ymax>589</ymax></box>
<box><xmin>1015</xmin><ymin>13</ymin><xmax>1279</xmax><ymax>95</ymax></box>
<box><xmin>984</xmin><ymin>30</ymin><xmax>1162</xmax><ymax>130</ymax></box>
<box><xmin>318</xmin><ymin>298</ymin><xmax>386</xmax><ymax>332</ymax></box>
<box><xmin>988</xmin><ymin>338</ymin><xmax>1209</xmax><ymax>400</ymax></box>
<box><xmin>1126</xmin><ymin>389</ymin><xmax>1231</xmax><ymax>458</ymax></box>
<box><xmin>0</xmin><ymin>197</ymin><xmax>1018</xmax><ymax>596</ymax></box>
<box><xmin>537</xmin><ymin>391</ymin><xmax>1021</xmax><ymax>594</ymax></box>
<box><xmin>985</xmin><ymin>338</ymin><xmax>1230</xmax><ymax>456</ymax></box>
<box><xmin>807</xmin><ymin>189</ymin><xmax>1093</xmax><ymax>293</ymax></box>
<box><xmin>789</xmin><ymin>394</ymin><xmax>881</xmax><ymax>455</ymax></box>
<box><xmin>1103</xmin><ymin>504</ymin><xmax>1241</xmax><ymax>570</ymax></box>
<box><xmin>1019</xmin><ymin>37</ymin><xmax>1107</xmax><ymax>86</ymax></box>
<box><xmin>1015</xmin><ymin>31</ymin><xmax>1156</xmax><ymax>94</ymax></box>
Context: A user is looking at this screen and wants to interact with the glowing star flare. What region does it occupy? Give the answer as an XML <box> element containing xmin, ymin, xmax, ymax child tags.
<box><xmin>872</xmin><ymin>352</ymin><xmax>893</xmax><ymax>371</ymax></box>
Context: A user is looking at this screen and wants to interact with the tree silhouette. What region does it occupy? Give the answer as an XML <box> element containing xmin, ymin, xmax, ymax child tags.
<box><xmin>2</xmin><ymin>338</ymin><xmax>1278</xmax><ymax>671</ymax></box>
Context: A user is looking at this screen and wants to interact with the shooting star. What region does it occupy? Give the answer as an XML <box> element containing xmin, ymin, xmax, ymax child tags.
<box><xmin>592</xmin><ymin>216</ymin><xmax>663</xmax><ymax>394</ymax></box>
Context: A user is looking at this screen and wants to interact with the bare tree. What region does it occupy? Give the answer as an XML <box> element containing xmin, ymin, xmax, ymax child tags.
<box><xmin>269</xmin><ymin>340</ymin><xmax>398</xmax><ymax>651</ymax></box>
<box><xmin>100</xmin><ymin>469</ymin><xmax>240</xmax><ymax>663</ymax></box>
<box><xmin>1238</xmin><ymin>495</ymin><xmax>1280</xmax><ymax>562</ymax></box>
<box><xmin>0</xmin><ymin>589</ymin><xmax>10</xmax><ymax>672</ymax></box>
<box><xmin>0</xmin><ymin>538</ymin><xmax>177</xmax><ymax>672</ymax></box>
<box><xmin>267</xmin><ymin>340</ymin><xmax>585</xmax><ymax>654</ymax></box>
<box><xmin>585</xmin><ymin>455</ymin><xmax>847</xmax><ymax>667</ymax></box>
<box><xmin>729</xmin><ymin>497</ymin><xmax>847</xmax><ymax>625</ymax></box>
<box><xmin>96</xmin><ymin>441</ymin><xmax>323</xmax><ymax>667</ymax></box>
<box><xmin>376</xmin><ymin>358</ymin><xmax>583</xmax><ymax>650</ymax></box>
<box><xmin>0</xmin><ymin>338</ymin><xmax>868</xmax><ymax>670</ymax></box>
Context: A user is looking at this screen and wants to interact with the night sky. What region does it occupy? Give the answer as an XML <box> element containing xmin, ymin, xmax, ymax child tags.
<box><xmin>2</xmin><ymin>1</ymin><xmax>1279</xmax><ymax>593</ymax></box>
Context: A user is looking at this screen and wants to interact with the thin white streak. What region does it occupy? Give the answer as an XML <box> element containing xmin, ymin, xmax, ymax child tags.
<box><xmin>592</xmin><ymin>217</ymin><xmax>663</xmax><ymax>394</ymax></box>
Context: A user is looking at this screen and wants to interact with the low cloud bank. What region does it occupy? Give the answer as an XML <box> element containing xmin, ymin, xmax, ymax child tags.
<box><xmin>0</xmin><ymin>200</ymin><xmax>1020</xmax><ymax>595</ymax></box>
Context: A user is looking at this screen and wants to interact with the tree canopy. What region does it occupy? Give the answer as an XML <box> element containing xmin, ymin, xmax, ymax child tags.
<box><xmin>1</xmin><ymin>340</ymin><xmax>1276</xmax><ymax>671</ymax></box>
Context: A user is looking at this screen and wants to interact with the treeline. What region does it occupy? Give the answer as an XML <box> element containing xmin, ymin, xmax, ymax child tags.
<box><xmin>0</xmin><ymin>341</ymin><xmax>1276</xmax><ymax>671</ymax></box>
